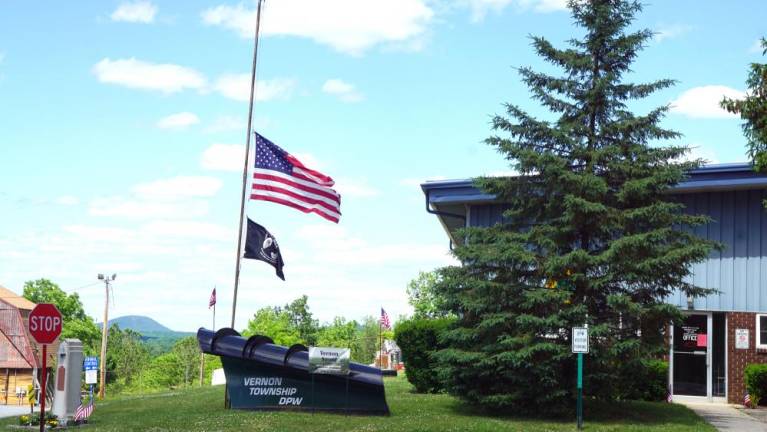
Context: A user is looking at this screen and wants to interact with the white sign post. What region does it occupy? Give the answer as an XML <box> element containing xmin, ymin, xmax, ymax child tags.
<box><xmin>736</xmin><ymin>329</ymin><xmax>749</xmax><ymax>350</ymax></box>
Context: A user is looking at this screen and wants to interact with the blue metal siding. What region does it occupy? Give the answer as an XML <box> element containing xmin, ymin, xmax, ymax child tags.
<box><xmin>468</xmin><ymin>189</ymin><xmax>767</xmax><ymax>312</ymax></box>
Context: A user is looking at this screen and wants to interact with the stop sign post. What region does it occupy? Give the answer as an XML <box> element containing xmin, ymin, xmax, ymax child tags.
<box><xmin>28</xmin><ymin>304</ymin><xmax>62</xmax><ymax>432</ymax></box>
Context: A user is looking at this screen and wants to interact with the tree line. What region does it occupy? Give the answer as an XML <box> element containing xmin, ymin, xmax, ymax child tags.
<box><xmin>21</xmin><ymin>280</ymin><xmax>384</xmax><ymax>394</ymax></box>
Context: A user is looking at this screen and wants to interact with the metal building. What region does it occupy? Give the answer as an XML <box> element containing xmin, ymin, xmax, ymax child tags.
<box><xmin>422</xmin><ymin>163</ymin><xmax>767</xmax><ymax>404</ymax></box>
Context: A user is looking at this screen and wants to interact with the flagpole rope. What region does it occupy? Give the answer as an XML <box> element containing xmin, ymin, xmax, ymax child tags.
<box><xmin>231</xmin><ymin>0</ymin><xmax>265</xmax><ymax>330</ymax></box>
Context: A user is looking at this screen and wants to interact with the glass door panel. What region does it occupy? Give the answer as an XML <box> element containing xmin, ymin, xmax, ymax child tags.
<box><xmin>673</xmin><ymin>314</ymin><xmax>708</xmax><ymax>397</ymax></box>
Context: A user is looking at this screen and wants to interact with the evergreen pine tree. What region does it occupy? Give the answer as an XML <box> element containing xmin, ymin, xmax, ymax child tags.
<box><xmin>434</xmin><ymin>0</ymin><xmax>715</xmax><ymax>414</ymax></box>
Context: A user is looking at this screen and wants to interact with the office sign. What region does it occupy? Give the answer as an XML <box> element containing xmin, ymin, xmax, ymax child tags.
<box><xmin>572</xmin><ymin>327</ymin><xmax>589</xmax><ymax>354</ymax></box>
<box><xmin>308</xmin><ymin>347</ymin><xmax>350</xmax><ymax>375</ymax></box>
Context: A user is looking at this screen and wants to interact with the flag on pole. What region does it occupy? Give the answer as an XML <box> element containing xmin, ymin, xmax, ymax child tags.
<box><xmin>251</xmin><ymin>133</ymin><xmax>341</xmax><ymax>223</ymax></box>
<box><xmin>74</xmin><ymin>397</ymin><xmax>94</xmax><ymax>421</ymax></box>
<box><xmin>244</xmin><ymin>218</ymin><xmax>285</xmax><ymax>280</ymax></box>
<box><xmin>209</xmin><ymin>287</ymin><xmax>216</xmax><ymax>309</ymax></box>
<box><xmin>380</xmin><ymin>308</ymin><xmax>391</xmax><ymax>330</ymax></box>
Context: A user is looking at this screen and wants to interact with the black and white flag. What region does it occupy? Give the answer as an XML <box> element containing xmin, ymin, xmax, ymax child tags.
<box><xmin>244</xmin><ymin>218</ymin><xmax>285</xmax><ymax>280</ymax></box>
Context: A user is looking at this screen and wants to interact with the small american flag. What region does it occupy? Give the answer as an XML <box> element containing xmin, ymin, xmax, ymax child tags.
<box><xmin>74</xmin><ymin>398</ymin><xmax>94</xmax><ymax>421</ymax></box>
<box><xmin>380</xmin><ymin>308</ymin><xmax>391</xmax><ymax>330</ymax></box>
<box><xmin>745</xmin><ymin>392</ymin><xmax>752</xmax><ymax>408</ymax></box>
<box><xmin>666</xmin><ymin>391</ymin><xmax>673</xmax><ymax>403</ymax></box>
<box><xmin>251</xmin><ymin>133</ymin><xmax>341</xmax><ymax>223</ymax></box>
<box><xmin>209</xmin><ymin>287</ymin><xmax>216</xmax><ymax>309</ymax></box>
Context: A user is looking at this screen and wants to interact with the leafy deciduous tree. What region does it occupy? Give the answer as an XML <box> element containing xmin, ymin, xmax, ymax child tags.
<box><xmin>721</xmin><ymin>38</ymin><xmax>767</xmax><ymax>173</ymax></box>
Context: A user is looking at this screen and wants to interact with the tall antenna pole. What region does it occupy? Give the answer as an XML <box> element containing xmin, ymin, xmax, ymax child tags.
<box><xmin>231</xmin><ymin>0</ymin><xmax>264</xmax><ymax>330</ymax></box>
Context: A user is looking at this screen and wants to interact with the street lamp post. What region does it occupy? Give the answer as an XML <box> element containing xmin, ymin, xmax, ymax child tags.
<box><xmin>97</xmin><ymin>273</ymin><xmax>116</xmax><ymax>399</ymax></box>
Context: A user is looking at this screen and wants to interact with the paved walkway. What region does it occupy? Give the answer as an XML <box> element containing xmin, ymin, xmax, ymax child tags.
<box><xmin>681</xmin><ymin>402</ymin><xmax>767</xmax><ymax>432</ymax></box>
<box><xmin>0</xmin><ymin>405</ymin><xmax>32</xmax><ymax>419</ymax></box>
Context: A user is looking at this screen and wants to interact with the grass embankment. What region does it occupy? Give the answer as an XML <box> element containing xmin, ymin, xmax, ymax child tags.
<box><xmin>2</xmin><ymin>375</ymin><xmax>714</xmax><ymax>431</ymax></box>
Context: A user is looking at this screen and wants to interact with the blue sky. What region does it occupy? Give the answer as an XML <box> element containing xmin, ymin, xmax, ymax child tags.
<box><xmin>0</xmin><ymin>0</ymin><xmax>764</xmax><ymax>331</ymax></box>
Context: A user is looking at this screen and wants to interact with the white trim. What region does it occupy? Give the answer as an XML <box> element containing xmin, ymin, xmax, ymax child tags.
<box><xmin>671</xmin><ymin>311</ymin><xmax>713</xmax><ymax>399</ymax></box>
<box><xmin>756</xmin><ymin>314</ymin><xmax>767</xmax><ymax>349</ymax></box>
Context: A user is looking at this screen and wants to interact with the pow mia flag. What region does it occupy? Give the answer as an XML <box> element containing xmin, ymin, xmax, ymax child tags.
<box><xmin>244</xmin><ymin>218</ymin><xmax>285</xmax><ymax>280</ymax></box>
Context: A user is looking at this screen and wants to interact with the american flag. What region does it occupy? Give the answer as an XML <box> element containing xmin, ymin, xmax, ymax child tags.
<box><xmin>251</xmin><ymin>133</ymin><xmax>341</xmax><ymax>223</ymax></box>
<box><xmin>745</xmin><ymin>392</ymin><xmax>752</xmax><ymax>408</ymax></box>
<box><xmin>209</xmin><ymin>287</ymin><xmax>216</xmax><ymax>309</ymax></box>
<box><xmin>74</xmin><ymin>398</ymin><xmax>94</xmax><ymax>421</ymax></box>
<box><xmin>380</xmin><ymin>308</ymin><xmax>391</xmax><ymax>330</ymax></box>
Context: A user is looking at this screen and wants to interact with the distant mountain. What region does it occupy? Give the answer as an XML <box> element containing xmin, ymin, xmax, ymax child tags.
<box><xmin>107</xmin><ymin>315</ymin><xmax>174</xmax><ymax>333</ymax></box>
<box><xmin>104</xmin><ymin>315</ymin><xmax>195</xmax><ymax>356</ymax></box>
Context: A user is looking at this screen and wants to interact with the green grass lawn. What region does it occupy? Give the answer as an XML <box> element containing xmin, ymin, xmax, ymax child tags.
<box><xmin>3</xmin><ymin>376</ymin><xmax>714</xmax><ymax>431</ymax></box>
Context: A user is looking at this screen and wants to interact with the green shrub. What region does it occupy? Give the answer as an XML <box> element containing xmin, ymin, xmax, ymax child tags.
<box><xmin>616</xmin><ymin>359</ymin><xmax>668</xmax><ymax>401</ymax></box>
<box><xmin>745</xmin><ymin>363</ymin><xmax>767</xmax><ymax>406</ymax></box>
<box><xmin>394</xmin><ymin>317</ymin><xmax>454</xmax><ymax>393</ymax></box>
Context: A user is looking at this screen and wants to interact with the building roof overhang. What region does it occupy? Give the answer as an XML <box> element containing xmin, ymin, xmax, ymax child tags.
<box><xmin>422</xmin><ymin>163</ymin><xmax>767</xmax><ymax>241</ymax></box>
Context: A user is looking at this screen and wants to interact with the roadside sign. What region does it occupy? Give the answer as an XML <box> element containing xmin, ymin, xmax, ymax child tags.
<box><xmin>84</xmin><ymin>357</ymin><xmax>99</xmax><ymax>384</ymax></box>
<box><xmin>308</xmin><ymin>347</ymin><xmax>350</xmax><ymax>375</ymax></box>
<box><xmin>572</xmin><ymin>327</ymin><xmax>589</xmax><ymax>354</ymax></box>
<box><xmin>28</xmin><ymin>304</ymin><xmax>63</xmax><ymax>344</ymax></box>
<box><xmin>572</xmin><ymin>326</ymin><xmax>588</xmax><ymax>430</ymax></box>
<box><xmin>28</xmin><ymin>304</ymin><xmax>62</xmax><ymax>432</ymax></box>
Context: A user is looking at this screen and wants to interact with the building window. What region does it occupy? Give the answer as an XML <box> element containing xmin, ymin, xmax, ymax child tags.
<box><xmin>757</xmin><ymin>314</ymin><xmax>767</xmax><ymax>349</ymax></box>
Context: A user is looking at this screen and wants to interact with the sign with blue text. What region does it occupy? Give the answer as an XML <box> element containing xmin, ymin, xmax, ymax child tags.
<box><xmin>572</xmin><ymin>327</ymin><xmax>589</xmax><ymax>354</ymax></box>
<box><xmin>84</xmin><ymin>356</ymin><xmax>98</xmax><ymax>384</ymax></box>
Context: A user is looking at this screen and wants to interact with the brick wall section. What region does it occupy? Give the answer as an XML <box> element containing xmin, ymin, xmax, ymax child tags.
<box><xmin>727</xmin><ymin>312</ymin><xmax>767</xmax><ymax>404</ymax></box>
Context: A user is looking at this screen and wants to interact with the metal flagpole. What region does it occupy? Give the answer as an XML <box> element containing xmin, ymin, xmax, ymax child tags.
<box><xmin>231</xmin><ymin>0</ymin><xmax>264</xmax><ymax>330</ymax></box>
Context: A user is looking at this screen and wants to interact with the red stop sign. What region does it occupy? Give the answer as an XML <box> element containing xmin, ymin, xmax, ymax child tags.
<box><xmin>28</xmin><ymin>304</ymin><xmax>62</xmax><ymax>344</ymax></box>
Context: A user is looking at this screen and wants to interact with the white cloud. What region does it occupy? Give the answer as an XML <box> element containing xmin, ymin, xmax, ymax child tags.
<box><xmin>88</xmin><ymin>197</ymin><xmax>210</xmax><ymax>219</ymax></box>
<box><xmin>677</xmin><ymin>144</ymin><xmax>720</xmax><ymax>165</ymax></box>
<box><xmin>92</xmin><ymin>58</ymin><xmax>206</xmax><ymax>94</ymax></box>
<box><xmin>322</xmin><ymin>79</ymin><xmax>364</xmax><ymax>103</ymax></box>
<box><xmin>294</xmin><ymin>224</ymin><xmax>455</xmax><ymax>266</ymax></box>
<box><xmin>334</xmin><ymin>178</ymin><xmax>379</xmax><ymax>198</ymax></box>
<box><xmin>205</xmin><ymin>115</ymin><xmax>245</xmax><ymax>133</ymax></box>
<box><xmin>670</xmin><ymin>85</ymin><xmax>745</xmax><ymax>119</ymax></box>
<box><xmin>653</xmin><ymin>24</ymin><xmax>693</xmax><ymax>42</ymax></box>
<box><xmin>54</xmin><ymin>195</ymin><xmax>80</xmax><ymax>206</ymax></box>
<box><xmin>111</xmin><ymin>1</ymin><xmax>158</xmax><ymax>23</ymax></box>
<box><xmin>201</xmin><ymin>0</ymin><xmax>434</xmax><ymax>55</ymax></box>
<box><xmin>214</xmin><ymin>74</ymin><xmax>295</xmax><ymax>102</ymax></box>
<box><xmin>464</xmin><ymin>0</ymin><xmax>567</xmax><ymax>21</ymax></box>
<box><xmin>201</xmin><ymin>143</ymin><xmax>246</xmax><ymax>172</ymax></box>
<box><xmin>141</xmin><ymin>221</ymin><xmax>234</xmax><ymax>241</ymax></box>
<box><xmin>156</xmin><ymin>112</ymin><xmax>200</xmax><ymax>129</ymax></box>
<box><xmin>132</xmin><ymin>176</ymin><xmax>223</xmax><ymax>200</ymax></box>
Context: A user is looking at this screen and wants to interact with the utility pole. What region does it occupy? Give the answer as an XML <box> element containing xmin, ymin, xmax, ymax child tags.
<box><xmin>97</xmin><ymin>273</ymin><xmax>116</xmax><ymax>400</ymax></box>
